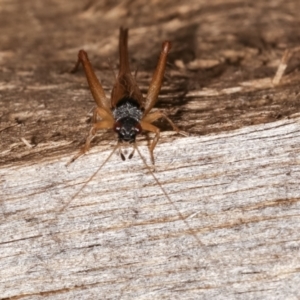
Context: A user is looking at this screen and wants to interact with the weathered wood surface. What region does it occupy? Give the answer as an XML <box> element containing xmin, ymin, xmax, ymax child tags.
<box><xmin>1</xmin><ymin>119</ymin><xmax>300</xmax><ymax>299</ymax></box>
<box><xmin>1</xmin><ymin>0</ymin><xmax>300</xmax><ymax>299</ymax></box>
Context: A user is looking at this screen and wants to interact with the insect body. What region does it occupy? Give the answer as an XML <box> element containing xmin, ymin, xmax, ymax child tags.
<box><xmin>113</xmin><ymin>97</ymin><xmax>142</xmax><ymax>143</ymax></box>
<box><xmin>65</xmin><ymin>28</ymin><xmax>201</xmax><ymax>246</ymax></box>
<box><xmin>71</xmin><ymin>27</ymin><xmax>183</xmax><ymax>164</ymax></box>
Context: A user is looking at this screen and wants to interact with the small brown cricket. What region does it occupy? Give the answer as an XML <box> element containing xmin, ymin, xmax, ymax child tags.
<box><xmin>70</xmin><ymin>27</ymin><xmax>185</xmax><ymax>164</ymax></box>
<box><xmin>64</xmin><ymin>28</ymin><xmax>201</xmax><ymax>246</ymax></box>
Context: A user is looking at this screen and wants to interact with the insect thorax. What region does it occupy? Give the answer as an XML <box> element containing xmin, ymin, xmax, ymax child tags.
<box><xmin>112</xmin><ymin>96</ymin><xmax>143</xmax><ymax>122</ymax></box>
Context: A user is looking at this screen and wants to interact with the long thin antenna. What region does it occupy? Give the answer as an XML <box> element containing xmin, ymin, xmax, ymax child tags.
<box><xmin>59</xmin><ymin>144</ymin><xmax>119</xmax><ymax>212</ymax></box>
<box><xmin>135</xmin><ymin>145</ymin><xmax>203</xmax><ymax>246</ymax></box>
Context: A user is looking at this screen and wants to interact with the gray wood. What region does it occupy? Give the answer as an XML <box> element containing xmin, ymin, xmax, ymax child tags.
<box><xmin>1</xmin><ymin>0</ymin><xmax>300</xmax><ymax>299</ymax></box>
<box><xmin>1</xmin><ymin>118</ymin><xmax>300</xmax><ymax>299</ymax></box>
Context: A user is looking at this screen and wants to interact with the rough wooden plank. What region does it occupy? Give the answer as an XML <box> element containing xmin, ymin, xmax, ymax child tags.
<box><xmin>1</xmin><ymin>0</ymin><xmax>300</xmax><ymax>299</ymax></box>
<box><xmin>1</xmin><ymin>0</ymin><xmax>300</xmax><ymax>166</ymax></box>
<box><xmin>1</xmin><ymin>118</ymin><xmax>300</xmax><ymax>299</ymax></box>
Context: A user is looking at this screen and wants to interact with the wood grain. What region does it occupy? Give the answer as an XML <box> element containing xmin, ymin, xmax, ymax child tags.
<box><xmin>1</xmin><ymin>118</ymin><xmax>300</xmax><ymax>299</ymax></box>
<box><xmin>1</xmin><ymin>0</ymin><xmax>300</xmax><ymax>299</ymax></box>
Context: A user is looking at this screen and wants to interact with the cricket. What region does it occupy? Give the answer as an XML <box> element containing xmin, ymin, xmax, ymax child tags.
<box><xmin>64</xmin><ymin>27</ymin><xmax>201</xmax><ymax>245</ymax></box>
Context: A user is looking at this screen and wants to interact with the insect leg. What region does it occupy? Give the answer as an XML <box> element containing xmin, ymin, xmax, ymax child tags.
<box><xmin>143</xmin><ymin>111</ymin><xmax>177</xmax><ymax>129</ymax></box>
<box><xmin>140</xmin><ymin>121</ymin><xmax>160</xmax><ymax>164</ymax></box>
<box><xmin>71</xmin><ymin>49</ymin><xmax>112</xmax><ymax>114</ymax></box>
<box><xmin>69</xmin><ymin>108</ymin><xmax>114</xmax><ymax>164</ymax></box>
<box><xmin>142</xmin><ymin>110</ymin><xmax>188</xmax><ymax>136</ymax></box>
<box><xmin>143</xmin><ymin>41</ymin><xmax>171</xmax><ymax>116</ymax></box>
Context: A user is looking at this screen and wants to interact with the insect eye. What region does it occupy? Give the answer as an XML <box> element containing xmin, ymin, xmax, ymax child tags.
<box><xmin>114</xmin><ymin>122</ymin><xmax>122</xmax><ymax>133</ymax></box>
<box><xmin>134</xmin><ymin>123</ymin><xmax>142</xmax><ymax>134</ymax></box>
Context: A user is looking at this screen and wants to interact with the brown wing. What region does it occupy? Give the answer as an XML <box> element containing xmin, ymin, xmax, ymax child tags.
<box><xmin>111</xmin><ymin>27</ymin><xmax>144</xmax><ymax>108</ymax></box>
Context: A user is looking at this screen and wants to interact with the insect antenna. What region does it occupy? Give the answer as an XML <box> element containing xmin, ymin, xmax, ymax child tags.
<box><xmin>59</xmin><ymin>143</ymin><xmax>119</xmax><ymax>212</ymax></box>
<box><xmin>135</xmin><ymin>145</ymin><xmax>203</xmax><ymax>246</ymax></box>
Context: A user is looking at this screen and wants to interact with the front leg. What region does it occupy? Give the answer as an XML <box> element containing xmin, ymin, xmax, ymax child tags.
<box><xmin>140</xmin><ymin>120</ymin><xmax>160</xmax><ymax>164</ymax></box>
<box><xmin>68</xmin><ymin>107</ymin><xmax>114</xmax><ymax>164</ymax></box>
<box><xmin>142</xmin><ymin>110</ymin><xmax>188</xmax><ymax>136</ymax></box>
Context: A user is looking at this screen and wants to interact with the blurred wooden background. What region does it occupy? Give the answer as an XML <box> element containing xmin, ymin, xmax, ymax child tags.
<box><xmin>1</xmin><ymin>0</ymin><xmax>300</xmax><ymax>299</ymax></box>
